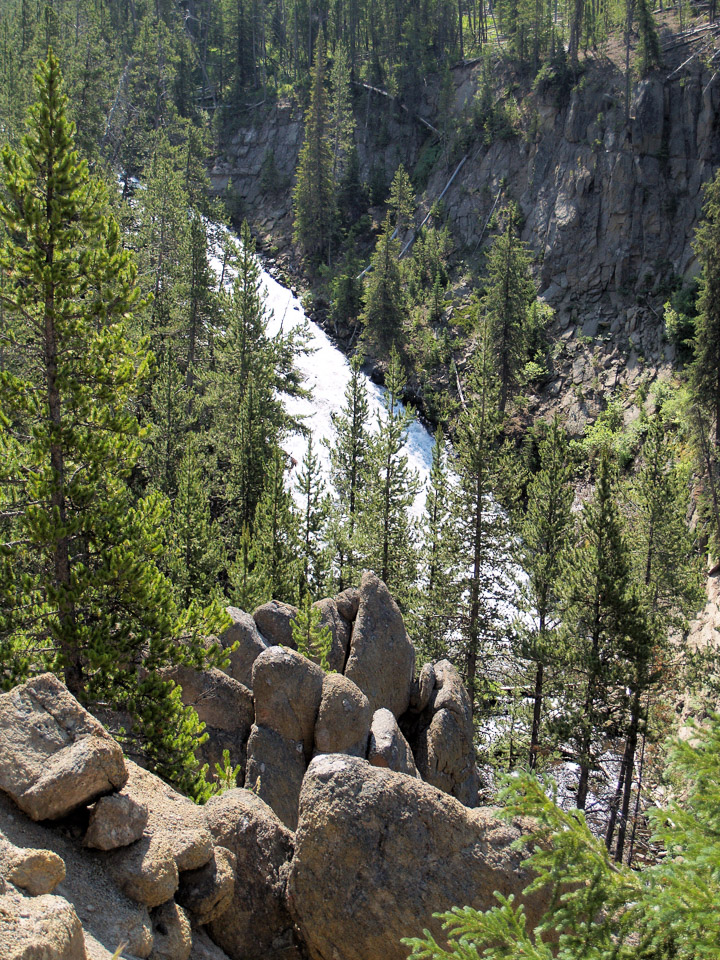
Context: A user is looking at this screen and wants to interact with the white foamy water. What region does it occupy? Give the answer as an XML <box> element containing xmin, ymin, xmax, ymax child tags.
<box><xmin>210</xmin><ymin>227</ymin><xmax>435</xmax><ymax>515</ymax></box>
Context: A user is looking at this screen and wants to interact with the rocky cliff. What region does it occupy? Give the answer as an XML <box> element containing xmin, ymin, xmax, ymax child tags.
<box><xmin>211</xmin><ymin>27</ymin><xmax>720</xmax><ymax>430</ymax></box>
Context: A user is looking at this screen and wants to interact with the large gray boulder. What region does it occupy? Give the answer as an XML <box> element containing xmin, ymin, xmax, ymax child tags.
<box><xmin>313</xmin><ymin>674</ymin><xmax>371</xmax><ymax>758</ymax></box>
<box><xmin>0</xmin><ymin>674</ymin><xmax>127</xmax><ymax>821</ymax></box>
<box><xmin>203</xmin><ymin>790</ymin><xmax>302</xmax><ymax>960</ymax></box>
<box><xmin>367</xmin><ymin>709</ymin><xmax>418</xmax><ymax>777</ymax></box>
<box><xmin>164</xmin><ymin>664</ymin><xmax>254</xmax><ymax>775</ymax></box>
<box><xmin>252</xmin><ymin>601</ymin><xmax>299</xmax><ymax>649</ymax></box>
<box><xmin>412</xmin><ymin>660</ymin><xmax>478</xmax><ymax>807</ymax></box>
<box><xmin>244</xmin><ymin>724</ymin><xmax>306</xmax><ymax>831</ymax></box>
<box><xmin>288</xmin><ymin>755</ymin><xmax>544</xmax><ymax>960</ymax></box>
<box><xmin>312</xmin><ymin>598</ymin><xmax>352</xmax><ymax>672</ymax></box>
<box><xmin>252</xmin><ymin>646</ymin><xmax>324</xmax><ymax>756</ymax></box>
<box><xmin>343</xmin><ymin>572</ymin><xmax>415</xmax><ymax>718</ymax></box>
<box><xmin>333</xmin><ymin>588</ymin><xmax>359</xmax><ymax>622</ymax></box>
<box><xmin>0</xmin><ymin>838</ymin><xmax>65</xmax><ymax>896</ymax></box>
<box><xmin>218</xmin><ymin>608</ymin><xmax>270</xmax><ymax>688</ymax></box>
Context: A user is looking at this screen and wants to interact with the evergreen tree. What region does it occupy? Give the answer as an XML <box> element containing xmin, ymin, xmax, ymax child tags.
<box><xmin>482</xmin><ymin>212</ymin><xmax>536</xmax><ymax>414</ymax></box>
<box><xmin>452</xmin><ymin>315</ymin><xmax>507</xmax><ymax>717</ymax></box>
<box><xmin>692</xmin><ymin>169</ymin><xmax>720</xmax><ymax>448</ymax></box>
<box><xmin>361</xmin><ymin>214</ymin><xmax>405</xmax><ymax>347</ymax></box>
<box><xmin>0</xmin><ymin>53</ymin><xmax>224</xmax><ymax>795</ymax></box>
<box><xmin>296</xmin><ymin>435</ymin><xmax>330</xmax><ymax>598</ymax></box>
<box><xmin>328</xmin><ymin>42</ymin><xmax>355</xmax><ymax>189</ymax></box>
<box><xmin>358</xmin><ymin>347</ymin><xmax>419</xmax><ymax>601</ymax></box>
<box><xmin>292</xmin><ymin>33</ymin><xmax>335</xmax><ymax>261</ymax></box>
<box><xmin>388</xmin><ymin>163</ymin><xmax>415</xmax><ymax>236</ymax></box>
<box><xmin>514</xmin><ymin>416</ymin><xmax>574</xmax><ymax>770</ymax></box>
<box><xmin>412</xmin><ymin>426</ymin><xmax>460</xmax><ymax>664</ymax></box>
<box><xmin>291</xmin><ymin>595</ymin><xmax>333</xmax><ymax>670</ymax></box>
<box><xmin>555</xmin><ymin>453</ymin><xmax>643</xmax><ymax>812</ymax></box>
<box><xmin>326</xmin><ymin>351</ymin><xmax>372</xmax><ymax>589</ymax></box>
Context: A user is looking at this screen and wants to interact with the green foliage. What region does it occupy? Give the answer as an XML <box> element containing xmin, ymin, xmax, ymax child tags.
<box><xmin>361</xmin><ymin>215</ymin><xmax>405</xmax><ymax>347</ymax></box>
<box><xmin>209</xmin><ymin>749</ymin><xmax>242</xmax><ymax>796</ymax></box>
<box><xmin>405</xmin><ymin>713</ymin><xmax>720</xmax><ymax>959</ymax></box>
<box><xmin>291</xmin><ymin>595</ymin><xmax>333</xmax><ymax>671</ymax></box>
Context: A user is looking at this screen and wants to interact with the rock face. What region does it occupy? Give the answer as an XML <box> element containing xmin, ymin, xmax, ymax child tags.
<box><xmin>312</xmin><ymin>598</ymin><xmax>353</xmax><ymax>672</ymax></box>
<box><xmin>288</xmin><ymin>755</ymin><xmax>543</xmax><ymax>960</ymax></box>
<box><xmin>313</xmin><ymin>674</ymin><xmax>371</xmax><ymax>758</ymax></box>
<box><xmin>367</xmin><ymin>709</ymin><xmax>418</xmax><ymax>777</ymax></box>
<box><xmin>176</xmin><ymin>846</ymin><xmax>236</xmax><ymax>926</ymax></box>
<box><xmin>253</xmin><ymin>600</ymin><xmax>299</xmax><ymax>649</ymax></box>
<box><xmin>0</xmin><ymin>840</ymin><xmax>66</xmax><ymax>897</ymax></box>
<box><xmin>244</xmin><ymin>724</ymin><xmax>307</xmax><ymax>831</ymax></box>
<box><xmin>219</xmin><ymin>608</ymin><xmax>270</xmax><ymax>688</ymax></box>
<box><xmin>252</xmin><ymin>646</ymin><xmax>324</xmax><ymax>755</ymax></box>
<box><xmin>203</xmin><ymin>790</ymin><xmax>301</xmax><ymax>960</ymax></box>
<box><xmin>0</xmin><ymin>889</ymin><xmax>87</xmax><ymax>960</ymax></box>
<box><xmin>344</xmin><ymin>572</ymin><xmax>415</xmax><ymax>718</ymax></box>
<box><xmin>408</xmin><ymin>660</ymin><xmax>479</xmax><ymax>807</ymax></box>
<box><xmin>0</xmin><ymin>674</ymin><xmax>127</xmax><ymax>821</ymax></box>
<box><xmin>166</xmin><ymin>665</ymin><xmax>254</xmax><ymax>775</ymax></box>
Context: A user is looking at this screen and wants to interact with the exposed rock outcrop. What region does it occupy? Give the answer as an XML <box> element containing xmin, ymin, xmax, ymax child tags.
<box><xmin>0</xmin><ymin>887</ymin><xmax>87</xmax><ymax>960</ymax></box>
<box><xmin>288</xmin><ymin>755</ymin><xmax>542</xmax><ymax>960</ymax></box>
<box><xmin>313</xmin><ymin>674</ymin><xmax>371</xmax><ymax>758</ymax></box>
<box><xmin>368</xmin><ymin>708</ymin><xmax>418</xmax><ymax>777</ymax></box>
<box><xmin>253</xmin><ymin>600</ymin><xmax>299</xmax><ymax>649</ymax></box>
<box><xmin>0</xmin><ymin>674</ymin><xmax>127</xmax><ymax>821</ymax></box>
<box><xmin>218</xmin><ymin>607</ymin><xmax>270</xmax><ymax>688</ymax></box>
<box><xmin>344</xmin><ymin>572</ymin><xmax>415</xmax><ymax>718</ymax></box>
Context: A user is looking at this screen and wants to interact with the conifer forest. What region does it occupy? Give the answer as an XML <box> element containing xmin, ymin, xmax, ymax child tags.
<box><xmin>3</xmin><ymin>0</ymin><xmax>720</xmax><ymax>957</ymax></box>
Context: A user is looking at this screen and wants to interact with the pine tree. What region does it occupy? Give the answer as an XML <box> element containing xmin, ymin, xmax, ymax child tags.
<box><xmin>482</xmin><ymin>212</ymin><xmax>536</xmax><ymax>414</ymax></box>
<box><xmin>0</xmin><ymin>53</ymin><xmax>224</xmax><ymax>795</ymax></box>
<box><xmin>452</xmin><ymin>315</ymin><xmax>508</xmax><ymax>718</ymax></box>
<box><xmin>296</xmin><ymin>435</ymin><xmax>330</xmax><ymax>598</ymax></box>
<box><xmin>326</xmin><ymin>351</ymin><xmax>372</xmax><ymax>590</ymax></box>
<box><xmin>292</xmin><ymin>33</ymin><xmax>335</xmax><ymax>261</ymax></box>
<box><xmin>412</xmin><ymin>426</ymin><xmax>460</xmax><ymax>664</ymax></box>
<box><xmin>692</xmin><ymin>169</ymin><xmax>720</xmax><ymax>449</ymax></box>
<box><xmin>358</xmin><ymin>346</ymin><xmax>419</xmax><ymax>602</ymax></box>
<box><xmin>388</xmin><ymin>163</ymin><xmax>415</xmax><ymax>237</ymax></box>
<box><xmin>555</xmin><ymin>452</ymin><xmax>643</xmax><ymax>812</ymax></box>
<box><xmin>361</xmin><ymin>214</ymin><xmax>405</xmax><ymax>348</ymax></box>
<box><xmin>328</xmin><ymin>41</ymin><xmax>355</xmax><ymax>190</ymax></box>
<box><xmin>515</xmin><ymin>416</ymin><xmax>574</xmax><ymax>770</ymax></box>
<box><xmin>291</xmin><ymin>594</ymin><xmax>333</xmax><ymax>670</ymax></box>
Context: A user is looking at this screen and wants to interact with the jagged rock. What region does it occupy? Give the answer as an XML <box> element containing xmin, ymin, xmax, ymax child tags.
<box><xmin>334</xmin><ymin>588</ymin><xmax>359</xmax><ymax>622</ymax></box>
<box><xmin>176</xmin><ymin>846</ymin><xmax>236</xmax><ymax>926</ymax></box>
<box><xmin>367</xmin><ymin>709</ymin><xmax>418</xmax><ymax>777</ymax></box>
<box><xmin>252</xmin><ymin>646</ymin><xmax>324</xmax><ymax>755</ymax></box>
<box><xmin>84</xmin><ymin>793</ymin><xmax>148</xmax><ymax>851</ymax></box>
<box><xmin>312</xmin><ymin>598</ymin><xmax>352</xmax><ymax>672</ymax></box>
<box><xmin>288</xmin><ymin>755</ymin><xmax>544</xmax><ymax>960</ymax></box>
<box><xmin>218</xmin><ymin>608</ymin><xmax>270</xmax><ymax>688</ymax></box>
<box><xmin>106</xmin><ymin>762</ymin><xmax>213</xmax><ymax>907</ymax></box>
<box><xmin>344</xmin><ymin>572</ymin><xmax>415</xmax><ymax>718</ymax></box>
<box><xmin>0</xmin><ymin>840</ymin><xmax>66</xmax><ymax>896</ymax></box>
<box><xmin>252</xmin><ymin>600</ymin><xmax>299</xmax><ymax>649</ymax></box>
<box><xmin>412</xmin><ymin>661</ymin><xmax>478</xmax><ymax>807</ymax></box>
<box><xmin>0</xmin><ymin>674</ymin><xmax>127</xmax><ymax>821</ymax></box>
<box><xmin>313</xmin><ymin>674</ymin><xmax>371</xmax><ymax>757</ymax></box>
<box><xmin>0</xmin><ymin>888</ymin><xmax>87</xmax><ymax>960</ymax></box>
<box><xmin>408</xmin><ymin>663</ymin><xmax>436</xmax><ymax>713</ymax></box>
<box><xmin>203</xmin><ymin>789</ymin><xmax>301</xmax><ymax>960</ymax></box>
<box><xmin>244</xmin><ymin>725</ymin><xmax>306</xmax><ymax>831</ymax></box>
<box><xmin>163</xmin><ymin>665</ymin><xmax>254</xmax><ymax>775</ymax></box>
<box><xmin>150</xmin><ymin>901</ymin><xmax>192</xmax><ymax>960</ymax></box>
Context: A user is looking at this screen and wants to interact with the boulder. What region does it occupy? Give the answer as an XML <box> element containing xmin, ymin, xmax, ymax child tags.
<box><xmin>312</xmin><ymin>598</ymin><xmax>352</xmax><ymax>672</ymax></box>
<box><xmin>84</xmin><ymin>793</ymin><xmax>148</xmax><ymax>851</ymax></box>
<box><xmin>344</xmin><ymin>572</ymin><xmax>415</xmax><ymax>718</ymax></box>
<box><xmin>288</xmin><ymin>756</ymin><xmax>544</xmax><ymax>960</ymax></box>
<box><xmin>150</xmin><ymin>901</ymin><xmax>192</xmax><ymax>960</ymax></box>
<box><xmin>203</xmin><ymin>790</ymin><xmax>301</xmax><ymax>960</ymax></box>
<box><xmin>408</xmin><ymin>663</ymin><xmax>436</xmax><ymax>714</ymax></box>
<box><xmin>176</xmin><ymin>846</ymin><xmax>236</xmax><ymax>926</ymax></box>
<box><xmin>252</xmin><ymin>601</ymin><xmax>299</xmax><ymax>649</ymax></box>
<box><xmin>0</xmin><ymin>674</ymin><xmax>127</xmax><ymax>821</ymax></box>
<box><xmin>106</xmin><ymin>762</ymin><xmax>214</xmax><ymax>907</ymax></box>
<box><xmin>164</xmin><ymin>665</ymin><xmax>254</xmax><ymax>775</ymax></box>
<box><xmin>190</xmin><ymin>929</ymin><xmax>232</xmax><ymax>960</ymax></box>
<box><xmin>219</xmin><ymin>608</ymin><xmax>270</xmax><ymax>688</ymax></box>
<box><xmin>334</xmin><ymin>588</ymin><xmax>359</xmax><ymax>622</ymax></box>
<box><xmin>244</xmin><ymin>725</ymin><xmax>306</xmax><ymax>831</ymax></box>
<box><xmin>367</xmin><ymin>709</ymin><xmax>418</xmax><ymax>777</ymax></box>
<box><xmin>412</xmin><ymin>661</ymin><xmax>478</xmax><ymax>807</ymax></box>
<box><xmin>0</xmin><ymin>840</ymin><xmax>66</xmax><ymax>896</ymax></box>
<box><xmin>252</xmin><ymin>646</ymin><xmax>324</xmax><ymax>755</ymax></box>
<box><xmin>0</xmin><ymin>888</ymin><xmax>87</xmax><ymax>960</ymax></box>
<box><xmin>314</xmin><ymin>674</ymin><xmax>371</xmax><ymax>758</ymax></box>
